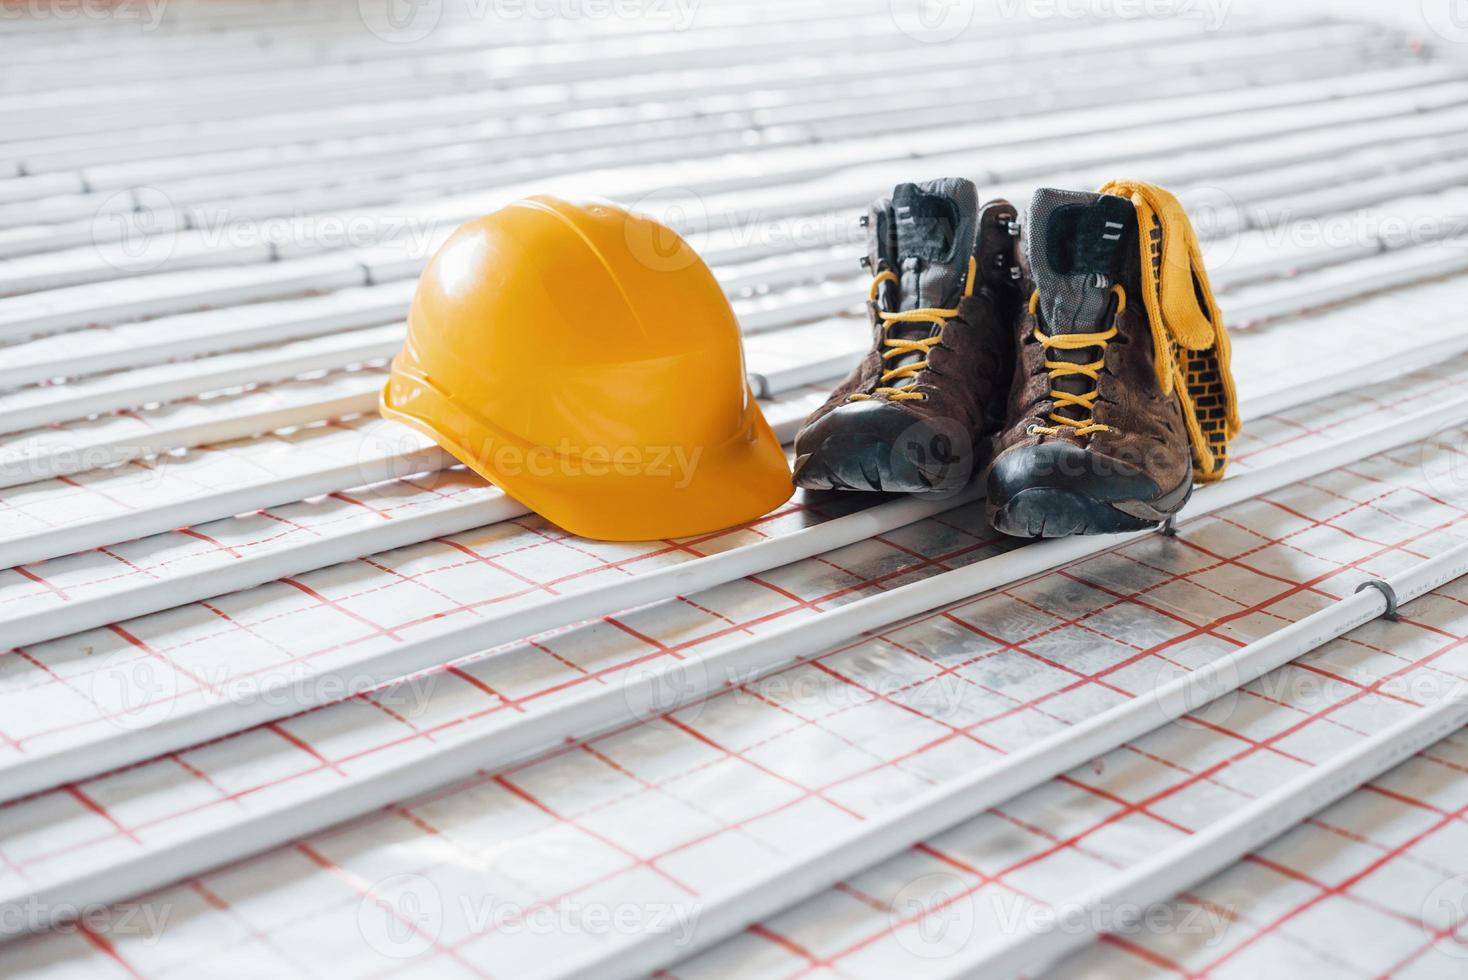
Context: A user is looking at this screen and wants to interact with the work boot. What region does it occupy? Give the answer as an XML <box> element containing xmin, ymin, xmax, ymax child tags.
<box><xmin>985</xmin><ymin>187</ymin><xmax>1195</xmax><ymax>537</ymax></box>
<box><xmin>792</xmin><ymin>178</ymin><xmax>1023</xmax><ymax>493</ymax></box>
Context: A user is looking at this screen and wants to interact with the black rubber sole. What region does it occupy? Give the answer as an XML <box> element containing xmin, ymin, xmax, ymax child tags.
<box><xmin>984</xmin><ymin>440</ymin><xmax>1195</xmax><ymax>538</ymax></box>
<box><xmin>989</xmin><ymin>487</ymin><xmax>1157</xmax><ymax>537</ymax></box>
<box><xmin>793</xmin><ymin>442</ymin><xmax>981</xmax><ymax>493</ymax></box>
<box><xmin>987</xmin><ymin>477</ymin><xmax>1194</xmax><ymax>538</ymax></box>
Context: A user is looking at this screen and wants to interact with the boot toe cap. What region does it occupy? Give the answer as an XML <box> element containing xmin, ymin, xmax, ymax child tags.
<box><xmin>985</xmin><ymin>441</ymin><xmax>1191</xmax><ymax>538</ymax></box>
<box><xmin>794</xmin><ymin>400</ymin><xmax>976</xmax><ymax>493</ymax></box>
<box><xmin>986</xmin><ymin>441</ymin><xmax>1159</xmax><ymax>506</ymax></box>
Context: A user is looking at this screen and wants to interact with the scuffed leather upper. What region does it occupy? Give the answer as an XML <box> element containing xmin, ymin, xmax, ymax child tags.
<box><xmin>795</xmin><ymin>200</ymin><xmax>1022</xmax><ymax>463</ymax></box>
<box><xmin>990</xmin><ymin>235</ymin><xmax>1192</xmax><ymax>497</ymax></box>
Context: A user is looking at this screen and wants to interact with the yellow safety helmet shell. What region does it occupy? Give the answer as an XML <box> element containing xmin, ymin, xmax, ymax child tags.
<box><xmin>381</xmin><ymin>196</ymin><xmax>794</xmax><ymax>542</ymax></box>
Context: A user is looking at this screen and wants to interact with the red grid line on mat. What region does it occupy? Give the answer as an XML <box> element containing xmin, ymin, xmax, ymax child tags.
<box><xmin>0</xmin><ymin>363</ymin><xmax>1456</xmax><ymax>968</ymax></box>
<box><xmin>0</xmin><ymin>392</ymin><xmax>1454</xmax><ymax>867</ymax></box>
<box><xmin>0</xmin><ymin>469</ymin><xmax>490</xmax><ymax>618</ymax></box>
<box><xmin>0</xmin><ymin>412</ymin><xmax>399</xmax><ymax>537</ymax></box>
<box><xmin>0</xmin><ymin>385</ymin><xmax>836</xmax><ymax>639</ymax></box>
<box><xmin>8</xmin><ymin>9</ymin><xmax>1468</xmax><ymax>979</ymax></box>
<box><xmin>0</xmin><ymin>487</ymin><xmax>890</xmax><ymax>754</ymax></box>
<box><xmin>2</xmin><ymin>349</ymin><xmax>1456</xmax><ymax>772</ymax></box>
<box><xmin>437</xmin><ymin>443</ymin><xmax>1468</xmax><ymax>972</ymax></box>
<box><xmin>715</xmin><ymin>743</ymin><xmax>1463</xmax><ymax>973</ymax></box>
<box><xmin>0</xmin><ymin>308</ymin><xmax>1456</xmax><ymax>630</ymax></box>
<box><xmin>10</xmin><ymin>426</ymin><xmax>1466</xmax><ymax>979</ymax></box>
<box><xmin>327</xmin><ymin>460</ymin><xmax>1462</xmax><ymax>974</ymax></box>
<box><xmin>0</xmin><ymin>497</ymin><xmax>1007</xmax><ymax>875</ymax></box>
<box><xmin>711</xmin><ymin>540</ymin><xmax>1468</xmax><ymax>970</ymax></box>
<box><xmin>1077</xmin><ymin>748</ymin><xmax>1468</xmax><ymax>978</ymax></box>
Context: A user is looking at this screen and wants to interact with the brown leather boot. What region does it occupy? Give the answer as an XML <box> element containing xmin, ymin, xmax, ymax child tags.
<box><xmin>985</xmin><ymin>187</ymin><xmax>1195</xmax><ymax>536</ymax></box>
<box><xmin>792</xmin><ymin>178</ymin><xmax>1023</xmax><ymax>493</ymax></box>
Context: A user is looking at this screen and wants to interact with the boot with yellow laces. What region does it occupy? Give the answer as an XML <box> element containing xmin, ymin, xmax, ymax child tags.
<box><xmin>985</xmin><ymin>183</ymin><xmax>1239</xmax><ymax>537</ymax></box>
<box><xmin>793</xmin><ymin>178</ymin><xmax>1023</xmax><ymax>493</ymax></box>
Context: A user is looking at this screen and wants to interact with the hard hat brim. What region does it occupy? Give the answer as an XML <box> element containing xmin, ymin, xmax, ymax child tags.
<box><xmin>381</xmin><ymin>369</ymin><xmax>794</xmax><ymax>542</ymax></box>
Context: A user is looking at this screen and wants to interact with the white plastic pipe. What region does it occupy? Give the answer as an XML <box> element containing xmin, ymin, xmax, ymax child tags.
<box><xmin>0</xmin><ymin>325</ymin><xmax>403</xmax><ymax>436</ymax></box>
<box><xmin>6</xmin><ymin>151</ymin><xmax>1462</xmax><ymax>493</ymax></box>
<box><xmin>8</xmin><ymin>23</ymin><xmax>1397</xmax><ymax>227</ymax></box>
<box><xmin>958</xmin><ymin>684</ymin><xmax>1468</xmax><ymax>980</ymax></box>
<box><xmin>0</xmin><ymin>323</ymin><xmax>1444</xmax><ymax>650</ymax></box>
<box><xmin>0</xmin><ymin>281</ymin><xmax>413</xmax><ymax>391</ymax></box>
<box><xmin>0</xmin><ymin>62</ymin><xmax>1440</xmax><ymax>338</ymax></box>
<box><xmin>0</xmin><ymin>337</ymin><xmax>834</xmax><ymax>570</ymax></box>
<box><xmin>0</xmin><ymin>255</ymin><xmax>369</xmax><ymax>341</ymax></box>
<box><xmin>2</xmin><ymin>396</ymin><xmax>1461</xmax><ymax>938</ymax></box>
<box><xmin>2</xmin><ymin>17</ymin><xmax>1337</xmax><ymax>172</ymax></box>
<box><xmin>564</xmin><ymin>538</ymin><xmax>1468</xmax><ymax>980</ymax></box>
<box><xmin>0</xmin><ymin>487</ymin><xmax>530</xmax><ymax>644</ymax></box>
<box><xmin>1228</xmin><ymin>242</ymin><xmax>1468</xmax><ymax>329</ymax></box>
<box><xmin>0</xmin><ymin>440</ymin><xmax>453</xmax><ymax>570</ymax></box>
<box><xmin>0</xmin><ymin>410</ymin><xmax>794</xmax><ymax>654</ymax></box>
<box><xmin>0</xmin><ymin>484</ymin><xmax>985</xmax><ymax>802</ymax></box>
<box><xmin>4</xmin><ymin>62</ymin><xmax>1460</xmax><ymax>299</ymax></box>
<box><xmin>0</xmin><ymin>382</ymin><xmax>382</xmax><ymax>489</ymax></box>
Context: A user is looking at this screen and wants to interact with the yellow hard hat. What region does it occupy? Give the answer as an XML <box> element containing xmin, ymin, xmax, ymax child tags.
<box><xmin>380</xmin><ymin>196</ymin><xmax>794</xmax><ymax>542</ymax></box>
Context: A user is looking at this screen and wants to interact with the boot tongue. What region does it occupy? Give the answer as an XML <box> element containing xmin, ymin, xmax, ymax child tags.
<box><xmin>891</xmin><ymin>178</ymin><xmax>978</xmax><ymax>313</ymax></box>
<box><xmin>1027</xmin><ymin>187</ymin><xmax>1136</xmax><ymax>334</ymax></box>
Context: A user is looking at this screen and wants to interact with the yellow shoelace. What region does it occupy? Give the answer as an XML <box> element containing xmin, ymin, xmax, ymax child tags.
<box><xmin>850</xmin><ymin>255</ymin><xmax>977</xmax><ymax>403</ymax></box>
<box><xmin>1030</xmin><ymin>284</ymin><xmax>1126</xmax><ymax>437</ymax></box>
